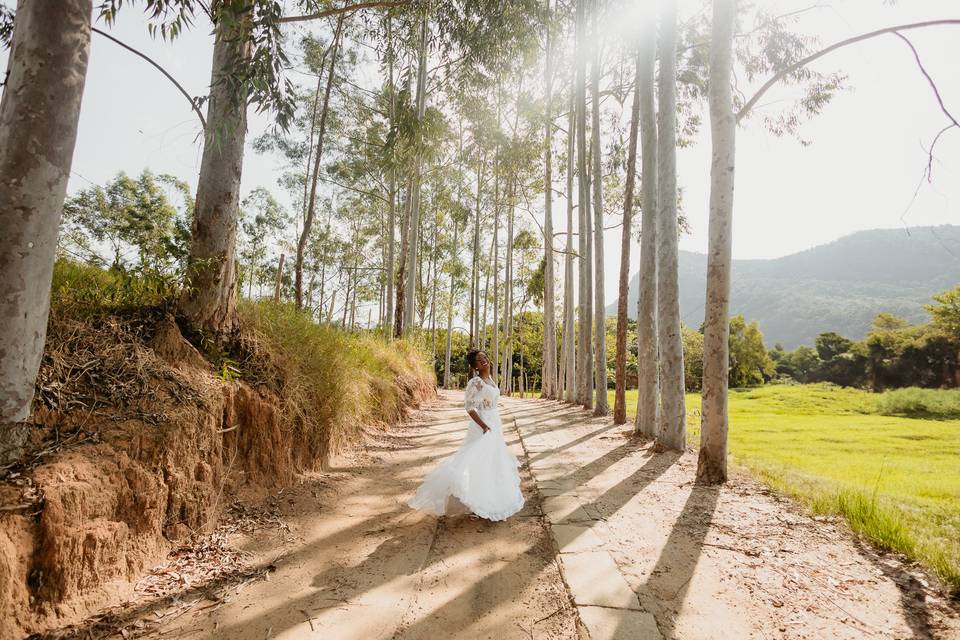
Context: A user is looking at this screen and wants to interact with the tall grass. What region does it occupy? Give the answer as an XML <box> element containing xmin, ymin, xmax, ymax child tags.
<box><xmin>238</xmin><ymin>301</ymin><xmax>434</xmax><ymax>466</ymax></box>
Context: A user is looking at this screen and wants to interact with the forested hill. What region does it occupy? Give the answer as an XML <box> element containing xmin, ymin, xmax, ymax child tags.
<box><xmin>610</xmin><ymin>225</ymin><xmax>960</xmax><ymax>349</ymax></box>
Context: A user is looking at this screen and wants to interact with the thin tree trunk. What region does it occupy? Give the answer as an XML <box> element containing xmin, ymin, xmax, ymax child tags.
<box><xmin>0</xmin><ymin>0</ymin><xmax>92</xmax><ymax>428</ymax></box>
<box><xmin>394</xmin><ymin>176</ymin><xmax>412</xmax><ymax>337</ymax></box>
<box><xmin>500</xmin><ymin>185</ymin><xmax>515</xmax><ymax>394</ymax></box>
<box><xmin>590</xmin><ymin>0</ymin><xmax>607</xmax><ymax>416</ymax></box>
<box><xmin>635</xmin><ymin>6</ymin><xmax>660</xmax><ymax>437</ymax></box>
<box><xmin>541</xmin><ymin>0</ymin><xmax>558</xmax><ymax>399</ymax></box>
<box><xmin>180</xmin><ymin>15</ymin><xmax>251</xmax><ymax>335</ymax></box>
<box><xmin>296</xmin><ymin>16</ymin><xmax>344</xmax><ymax>310</ymax></box>
<box><xmin>563</xmin><ymin>89</ymin><xmax>577</xmax><ymax>403</ymax></box>
<box><xmin>575</xmin><ymin>0</ymin><xmax>593</xmax><ymax>409</ymax></box>
<box><xmin>482</xmin><ymin>233</ymin><xmax>493</xmax><ymax>347</ymax></box>
<box><xmin>384</xmin><ymin>16</ymin><xmax>397</xmax><ymax>338</ymax></box>
<box><xmin>273</xmin><ymin>253</ymin><xmax>285</xmax><ymax>302</ymax></box>
<box><xmin>698</xmin><ymin>0</ymin><xmax>737</xmax><ymax>484</ymax></box>
<box><xmin>655</xmin><ymin>0</ymin><xmax>686</xmax><ymax>451</ymax></box>
<box><xmin>614</xmin><ymin>49</ymin><xmax>642</xmax><ymax>425</ymax></box>
<box><xmin>429</xmin><ymin>211</ymin><xmax>439</xmax><ymax>361</ymax></box>
<box><xmin>443</xmin><ymin>219</ymin><xmax>459</xmax><ymax>388</ymax></box>
<box><xmin>470</xmin><ymin>160</ymin><xmax>482</xmax><ymax>346</ymax></box>
<box><xmin>402</xmin><ymin>16</ymin><xmax>428</xmax><ymax>336</ymax></box>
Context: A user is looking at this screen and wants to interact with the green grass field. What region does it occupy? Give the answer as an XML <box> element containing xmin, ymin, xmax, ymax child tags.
<box><xmin>612</xmin><ymin>383</ymin><xmax>960</xmax><ymax>593</ymax></box>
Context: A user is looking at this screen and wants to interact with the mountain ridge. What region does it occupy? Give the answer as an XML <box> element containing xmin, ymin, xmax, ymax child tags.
<box><xmin>607</xmin><ymin>224</ymin><xmax>960</xmax><ymax>349</ymax></box>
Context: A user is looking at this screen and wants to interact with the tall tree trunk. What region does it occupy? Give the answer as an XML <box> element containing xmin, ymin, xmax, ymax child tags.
<box><xmin>0</xmin><ymin>0</ymin><xmax>92</xmax><ymax>428</ymax></box>
<box><xmin>500</xmin><ymin>185</ymin><xmax>515</xmax><ymax>394</ymax></box>
<box><xmin>384</xmin><ymin>16</ymin><xmax>397</xmax><ymax>338</ymax></box>
<box><xmin>470</xmin><ymin>160</ymin><xmax>482</xmax><ymax>346</ymax></box>
<box><xmin>575</xmin><ymin>0</ymin><xmax>593</xmax><ymax>409</ymax></box>
<box><xmin>590</xmin><ymin>0</ymin><xmax>607</xmax><ymax>415</ymax></box>
<box><xmin>541</xmin><ymin>0</ymin><xmax>558</xmax><ymax>399</ymax></box>
<box><xmin>562</xmin><ymin>90</ymin><xmax>577</xmax><ymax>403</ymax></box>
<box><xmin>635</xmin><ymin>8</ymin><xmax>660</xmax><ymax>437</ymax></box>
<box><xmin>402</xmin><ymin>16</ymin><xmax>428</xmax><ymax>336</ymax></box>
<box><xmin>614</xmin><ymin>49</ymin><xmax>642</xmax><ymax>425</ymax></box>
<box><xmin>394</xmin><ymin>176</ymin><xmax>412</xmax><ymax>337</ymax></box>
<box><xmin>655</xmin><ymin>0</ymin><xmax>686</xmax><ymax>451</ymax></box>
<box><xmin>482</xmin><ymin>233</ymin><xmax>493</xmax><ymax>347</ymax></box>
<box><xmin>429</xmin><ymin>211</ymin><xmax>439</xmax><ymax>361</ymax></box>
<box><xmin>180</xmin><ymin>15</ymin><xmax>251</xmax><ymax>335</ymax></box>
<box><xmin>443</xmin><ymin>219</ymin><xmax>459</xmax><ymax>388</ymax></box>
<box><xmin>698</xmin><ymin>0</ymin><xmax>737</xmax><ymax>484</ymax></box>
<box><xmin>296</xmin><ymin>16</ymin><xmax>344</xmax><ymax>310</ymax></box>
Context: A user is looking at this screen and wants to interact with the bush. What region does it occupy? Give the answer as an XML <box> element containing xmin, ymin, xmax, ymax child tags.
<box><xmin>238</xmin><ymin>301</ymin><xmax>435</xmax><ymax>465</ymax></box>
<box><xmin>876</xmin><ymin>387</ymin><xmax>960</xmax><ymax>419</ymax></box>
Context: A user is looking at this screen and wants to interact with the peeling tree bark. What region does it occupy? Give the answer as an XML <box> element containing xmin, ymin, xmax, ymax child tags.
<box><xmin>180</xmin><ymin>15</ymin><xmax>252</xmax><ymax>336</ymax></box>
<box><xmin>0</xmin><ymin>0</ymin><xmax>92</xmax><ymax>427</ymax></box>
<box><xmin>698</xmin><ymin>0</ymin><xmax>737</xmax><ymax>484</ymax></box>
<box><xmin>635</xmin><ymin>0</ymin><xmax>659</xmax><ymax>438</ymax></box>
<box><xmin>655</xmin><ymin>0</ymin><xmax>686</xmax><ymax>451</ymax></box>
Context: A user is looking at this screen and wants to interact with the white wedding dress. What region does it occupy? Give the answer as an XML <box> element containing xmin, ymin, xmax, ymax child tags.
<box><xmin>408</xmin><ymin>375</ymin><xmax>524</xmax><ymax>521</ymax></box>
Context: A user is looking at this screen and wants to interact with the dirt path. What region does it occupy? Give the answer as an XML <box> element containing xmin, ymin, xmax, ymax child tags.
<box><xmin>60</xmin><ymin>392</ymin><xmax>960</xmax><ymax>640</ymax></box>
<box><xmin>505</xmin><ymin>397</ymin><xmax>960</xmax><ymax>640</ymax></box>
<box><xmin>143</xmin><ymin>391</ymin><xmax>581</xmax><ymax>640</ymax></box>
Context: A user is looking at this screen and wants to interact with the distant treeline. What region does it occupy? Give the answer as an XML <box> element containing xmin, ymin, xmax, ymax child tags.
<box><xmin>436</xmin><ymin>286</ymin><xmax>960</xmax><ymax>393</ymax></box>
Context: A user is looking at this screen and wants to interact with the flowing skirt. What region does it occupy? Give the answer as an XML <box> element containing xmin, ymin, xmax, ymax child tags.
<box><xmin>408</xmin><ymin>409</ymin><xmax>524</xmax><ymax>522</ymax></box>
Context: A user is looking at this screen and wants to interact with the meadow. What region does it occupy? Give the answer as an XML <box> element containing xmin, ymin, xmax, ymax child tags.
<box><xmin>613</xmin><ymin>383</ymin><xmax>960</xmax><ymax>592</ymax></box>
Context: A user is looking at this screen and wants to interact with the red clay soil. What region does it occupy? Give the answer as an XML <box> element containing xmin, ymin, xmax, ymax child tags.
<box><xmin>0</xmin><ymin>314</ymin><xmax>432</xmax><ymax>639</ymax></box>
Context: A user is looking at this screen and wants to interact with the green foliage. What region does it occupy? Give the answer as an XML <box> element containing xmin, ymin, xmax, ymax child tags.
<box><xmin>681</xmin><ymin>324</ymin><xmax>704</xmax><ymax>391</ymax></box>
<box><xmin>877</xmin><ymin>387</ymin><xmax>960</xmax><ymax>420</ymax></box>
<box><xmin>50</xmin><ymin>259</ymin><xmax>180</xmax><ymax>317</ymax></box>
<box><xmin>728</xmin><ymin>315</ymin><xmax>775</xmax><ymax>387</ymax></box>
<box><xmin>927</xmin><ymin>286</ymin><xmax>960</xmax><ymax>336</ymax></box>
<box><xmin>61</xmin><ymin>170</ymin><xmax>192</xmax><ymax>273</ymax></box>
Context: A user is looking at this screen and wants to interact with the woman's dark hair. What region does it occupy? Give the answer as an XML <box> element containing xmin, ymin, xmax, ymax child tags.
<box><xmin>465</xmin><ymin>349</ymin><xmax>480</xmax><ymax>370</ymax></box>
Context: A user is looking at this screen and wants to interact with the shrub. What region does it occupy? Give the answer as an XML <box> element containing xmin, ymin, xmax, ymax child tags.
<box><xmin>876</xmin><ymin>387</ymin><xmax>960</xmax><ymax>419</ymax></box>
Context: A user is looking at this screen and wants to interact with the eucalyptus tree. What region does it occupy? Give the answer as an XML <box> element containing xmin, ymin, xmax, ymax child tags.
<box><xmin>540</xmin><ymin>0</ymin><xmax>557</xmax><ymax>399</ymax></box>
<box><xmin>589</xmin><ymin>0</ymin><xmax>607</xmax><ymax>415</ymax></box>
<box><xmin>296</xmin><ymin>15</ymin><xmax>345</xmax><ymax>310</ymax></box>
<box><xmin>574</xmin><ymin>0</ymin><xmax>593</xmax><ymax>409</ymax></box>
<box><xmin>697</xmin><ymin>0</ymin><xmax>738</xmax><ymax>483</ymax></box>
<box><xmin>562</xmin><ymin>91</ymin><xmax>577</xmax><ymax>402</ymax></box>
<box><xmin>634</xmin><ymin>4</ymin><xmax>659</xmax><ymax>438</ymax></box>
<box><xmin>655</xmin><ymin>0</ymin><xmax>686</xmax><ymax>451</ymax></box>
<box><xmin>613</xmin><ymin>49</ymin><xmax>641</xmax><ymax>425</ymax></box>
<box><xmin>1</xmin><ymin>0</ymin><xmax>93</xmax><ymax>426</ymax></box>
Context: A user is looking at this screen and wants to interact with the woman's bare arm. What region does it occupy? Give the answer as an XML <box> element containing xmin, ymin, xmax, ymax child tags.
<box><xmin>467</xmin><ymin>409</ymin><xmax>491</xmax><ymax>433</ymax></box>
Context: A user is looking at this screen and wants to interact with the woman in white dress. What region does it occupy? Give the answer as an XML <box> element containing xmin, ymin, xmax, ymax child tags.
<box><xmin>408</xmin><ymin>350</ymin><xmax>525</xmax><ymax>521</ymax></box>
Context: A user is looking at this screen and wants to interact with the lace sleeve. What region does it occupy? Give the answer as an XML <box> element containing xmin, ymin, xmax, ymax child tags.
<box><xmin>464</xmin><ymin>376</ymin><xmax>486</xmax><ymax>412</ymax></box>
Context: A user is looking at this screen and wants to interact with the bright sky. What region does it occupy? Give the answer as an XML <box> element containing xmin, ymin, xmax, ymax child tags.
<box><xmin>2</xmin><ymin>0</ymin><xmax>958</xmax><ymax>311</ymax></box>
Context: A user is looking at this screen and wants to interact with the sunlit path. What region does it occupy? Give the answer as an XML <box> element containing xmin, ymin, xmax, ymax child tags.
<box><xmin>146</xmin><ymin>392</ymin><xmax>580</xmax><ymax>640</ymax></box>
<box><xmin>506</xmin><ymin>396</ymin><xmax>960</xmax><ymax>640</ymax></box>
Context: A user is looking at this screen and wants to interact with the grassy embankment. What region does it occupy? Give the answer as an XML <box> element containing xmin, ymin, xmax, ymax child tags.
<box><xmin>613</xmin><ymin>383</ymin><xmax>960</xmax><ymax>593</ymax></box>
<box><xmin>50</xmin><ymin>259</ymin><xmax>435</xmax><ymax>459</ymax></box>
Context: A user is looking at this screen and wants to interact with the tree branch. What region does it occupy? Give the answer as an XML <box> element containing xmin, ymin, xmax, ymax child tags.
<box><xmin>92</xmin><ymin>27</ymin><xmax>206</xmax><ymax>130</ymax></box>
<box><xmin>738</xmin><ymin>19</ymin><xmax>960</xmax><ymax>122</ymax></box>
<box><xmin>280</xmin><ymin>1</ymin><xmax>409</xmax><ymax>24</ymax></box>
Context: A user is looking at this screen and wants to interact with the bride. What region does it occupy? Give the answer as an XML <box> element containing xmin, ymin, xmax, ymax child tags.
<box><xmin>408</xmin><ymin>349</ymin><xmax>524</xmax><ymax>521</ymax></box>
